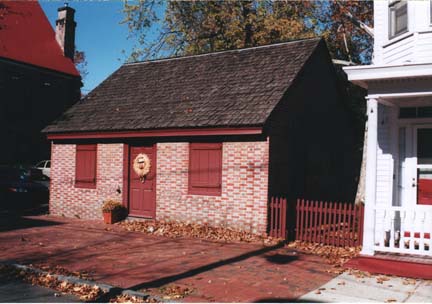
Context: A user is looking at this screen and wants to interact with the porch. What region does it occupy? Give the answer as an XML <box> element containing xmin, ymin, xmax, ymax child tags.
<box><xmin>363</xmin><ymin>81</ymin><xmax>432</xmax><ymax>257</ymax></box>
<box><xmin>343</xmin><ymin>63</ymin><xmax>432</xmax><ymax>259</ymax></box>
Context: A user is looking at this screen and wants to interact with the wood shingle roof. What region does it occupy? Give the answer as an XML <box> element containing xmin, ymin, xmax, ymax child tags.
<box><xmin>44</xmin><ymin>38</ymin><xmax>322</xmax><ymax>134</ymax></box>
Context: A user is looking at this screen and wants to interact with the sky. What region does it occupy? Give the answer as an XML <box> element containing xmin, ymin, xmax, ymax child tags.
<box><xmin>40</xmin><ymin>1</ymin><xmax>143</xmax><ymax>93</ymax></box>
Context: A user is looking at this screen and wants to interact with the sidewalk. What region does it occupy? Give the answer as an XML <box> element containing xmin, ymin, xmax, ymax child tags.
<box><xmin>299</xmin><ymin>271</ymin><xmax>432</xmax><ymax>303</ymax></box>
<box><xmin>2</xmin><ymin>214</ymin><xmax>431</xmax><ymax>303</ymax></box>
<box><xmin>0</xmin><ymin>215</ymin><xmax>336</xmax><ymax>302</ymax></box>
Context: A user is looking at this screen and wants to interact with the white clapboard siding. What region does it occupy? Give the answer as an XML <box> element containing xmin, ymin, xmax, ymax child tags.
<box><xmin>415</xmin><ymin>32</ymin><xmax>432</xmax><ymax>63</ymax></box>
<box><xmin>383</xmin><ymin>35</ymin><xmax>415</xmax><ymax>64</ymax></box>
<box><xmin>373</xmin><ymin>1</ymin><xmax>388</xmax><ymax>64</ymax></box>
<box><xmin>374</xmin><ymin>1</ymin><xmax>432</xmax><ymax>65</ymax></box>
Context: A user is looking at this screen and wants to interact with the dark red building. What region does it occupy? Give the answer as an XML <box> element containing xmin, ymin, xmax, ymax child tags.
<box><xmin>0</xmin><ymin>1</ymin><xmax>81</xmax><ymax>164</ymax></box>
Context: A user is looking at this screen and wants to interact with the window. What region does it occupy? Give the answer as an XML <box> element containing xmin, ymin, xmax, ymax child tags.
<box><xmin>399</xmin><ymin>106</ymin><xmax>432</xmax><ymax>118</ymax></box>
<box><xmin>389</xmin><ymin>0</ymin><xmax>408</xmax><ymax>39</ymax></box>
<box><xmin>189</xmin><ymin>143</ymin><xmax>222</xmax><ymax>196</ymax></box>
<box><xmin>75</xmin><ymin>144</ymin><xmax>97</xmax><ymax>188</ymax></box>
<box><xmin>46</xmin><ymin>161</ymin><xmax>51</xmax><ymax>168</ymax></box>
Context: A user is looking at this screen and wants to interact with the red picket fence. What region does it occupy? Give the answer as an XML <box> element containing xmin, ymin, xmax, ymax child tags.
<box><xmin>269</xmin><ymin>197</ymin><xmax>287</xmax><ymax>238</ymax></box>
<box><xmin>296</xmin><ymin>199</ymin><xmax>364</xmax><ymax>247</ymax></box>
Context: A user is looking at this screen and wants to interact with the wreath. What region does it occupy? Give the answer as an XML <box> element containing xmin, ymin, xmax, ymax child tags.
<box><xmin>133</xmin><ymin>153</ymin><xmax>151</xmax><ymax>182</ymax></box>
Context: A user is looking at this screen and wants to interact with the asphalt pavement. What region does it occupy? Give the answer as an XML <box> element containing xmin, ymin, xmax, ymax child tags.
<box><xmin>0</xmin><ymin>277</ymin><xmax>79</xmax><ymax>303</ymax></box>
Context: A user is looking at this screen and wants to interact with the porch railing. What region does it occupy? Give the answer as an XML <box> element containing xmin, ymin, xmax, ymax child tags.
<box><xmin>374</xmin><ymin>206</ymin><xmax>432</xmax><ymax>256</ymax></box>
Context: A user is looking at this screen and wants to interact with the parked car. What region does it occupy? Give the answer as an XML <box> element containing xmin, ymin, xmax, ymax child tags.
<box><xmin>33</xmin><ymin>160</ymin><xmax>50</xmax><ymax>178</ymax></box>
<box><xmin>0</xmin><ymin>166</ymin><xmax>49</xmax><ymax>209</ymax></box>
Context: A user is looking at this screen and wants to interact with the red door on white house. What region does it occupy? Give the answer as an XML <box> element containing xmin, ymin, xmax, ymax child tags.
<box><xmin>128</xmin><ymin>145</ymin><xmax>156</xmax><ymax>218</ymax></box>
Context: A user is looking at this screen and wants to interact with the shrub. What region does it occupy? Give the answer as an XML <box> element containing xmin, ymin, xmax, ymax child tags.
<box><xmin>101</xmin><ymin>200</ymin><xmax>124</xmax><ymax>213</ymax></box>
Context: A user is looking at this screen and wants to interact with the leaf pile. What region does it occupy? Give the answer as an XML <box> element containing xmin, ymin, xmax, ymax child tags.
<box><xmin>159</xmin><ymin>284</ymin><xmax>194</xmax><ymax>300</ymax></box>
<box><xmin>347</xmin><ymin>268</ymin><xmax>372</xmax><ymax>279</ymax></box>
<box><xmin>117</xmin><ymin>220</ymin><xmax>281</xmax><ymax>245</ymax></box>
<box><xmin>109</xmin><ymin>294</ymin><xmax>157</xmax><ymax>303</ymax></box>
<box><xmin>402</xmin><ymin>278</ymin><xmax>418</xmax><ymax>285</ymax></box>
<box><xmin>29</xmin><ymin>263</ymin><xmax>93</xmax><ymax>280</ymax></box>
<box><xmin>0</xmin><ymin>264</ymin><xmax>104</xmax><ymax>302</ymax></box>
<box><xmin>286</xmin><ymin>241</ymin><xmax>361</xmax><ymax>273</ymax></box>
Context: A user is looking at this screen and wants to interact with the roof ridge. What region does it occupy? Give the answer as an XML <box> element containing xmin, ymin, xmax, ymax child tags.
<box><xmin>124</xmin><ymin>37</ymin><xmax>321</xmax><ymax>66</ymax></box>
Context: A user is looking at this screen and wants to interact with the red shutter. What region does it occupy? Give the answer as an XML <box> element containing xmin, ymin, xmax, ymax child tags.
<box><xmin>189</xmin><ymin>143</ymin><xmax>222</xmax><ymax>196</ymax></box>
<box><xmin>75</xmin><ymin>144</ymin><xmax>97</xmax><ymax>188</ymax></box>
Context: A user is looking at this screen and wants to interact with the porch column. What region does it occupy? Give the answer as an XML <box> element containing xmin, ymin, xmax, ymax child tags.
<box><xmin>362</xmin><ymin>97</ymin><xmax>378</xmax><ymax>256</ymax></box>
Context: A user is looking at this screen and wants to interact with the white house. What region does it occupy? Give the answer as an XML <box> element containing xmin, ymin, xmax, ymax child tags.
<box><xmin>345</xmin><ymin>0</ymin><xmax>432</xmax><ymax>258</ymax></box>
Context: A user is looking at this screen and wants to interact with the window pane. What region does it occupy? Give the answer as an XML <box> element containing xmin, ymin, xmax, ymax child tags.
<box><xmin>417</xmin><ymin>129</ymin><xmax>432</xmax><ymax>165</ymax></box>
<box><xmin>418</xmin><ymin>107</ymin><xmax>432</xmax><ymax>118</ymax></box>
<box><xmin>389</xmin><ymin>1</ymin><xmax>408</xmax><ymax>38</ymax></box>
<box><xmin>399</xmin><ymin>107</ymin><xmax>432</xmax><ymax>118</ymax></box>
<box><xmin>399</xmin><ymin>107</ymin><xmax>416</xmax><ymax>118</ymax></box>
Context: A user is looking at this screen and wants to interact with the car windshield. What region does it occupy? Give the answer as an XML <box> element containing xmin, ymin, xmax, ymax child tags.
<box><xmin>35</xmin><ymin>161</ymin><xmax>45</xmax><ymax>168</ymax></box>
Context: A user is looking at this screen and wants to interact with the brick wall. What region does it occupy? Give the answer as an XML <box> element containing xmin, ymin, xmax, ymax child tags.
<box><xmin>50</xmin><ymin>143</ymin><xmax>124</xmax><ymax>219</ymax></box>
<box><xmin>50</xmin><ymin>139</ymin><xmax>269</xmax><ymax>234</ymax></box>
<box><xmin>156</xmin><ymin>140</ymin><xmax>269</xmax><ymax>234</ymax></box>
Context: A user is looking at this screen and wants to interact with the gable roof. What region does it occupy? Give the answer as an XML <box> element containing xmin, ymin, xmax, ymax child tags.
<box><xmin>0</xmin><ymin>1</ymin><xmax>80</xmax><ymax>76</ymax></box>
<box><xmin>44</xmin><ymin>38</ymin><xmax>323</xmax><ymax>134</ymax></box>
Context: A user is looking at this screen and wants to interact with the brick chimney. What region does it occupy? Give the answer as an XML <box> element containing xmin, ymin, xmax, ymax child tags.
<box><xmin>55</xmin><ymin>4</ymin><xmax>76</xmax><ymax>61</ymax></box>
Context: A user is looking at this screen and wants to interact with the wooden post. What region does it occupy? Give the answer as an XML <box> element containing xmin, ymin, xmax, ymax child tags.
<box><xmin>362</xmin><ymin>98</ymin><xmax>378</xmax><ymax>255</ymax></box>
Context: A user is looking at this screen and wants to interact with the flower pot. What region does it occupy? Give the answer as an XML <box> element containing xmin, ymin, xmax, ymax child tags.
<box><xmin>103</xmin><ymin>211</ymin><xmax>117</xmax><ymax>224</ymax></box>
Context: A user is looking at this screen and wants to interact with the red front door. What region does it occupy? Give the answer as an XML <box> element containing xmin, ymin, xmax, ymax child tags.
<box><xmin>128</xmin><ymin>145</ymin><xmax>156</xmax><ymax>218</ymax></box>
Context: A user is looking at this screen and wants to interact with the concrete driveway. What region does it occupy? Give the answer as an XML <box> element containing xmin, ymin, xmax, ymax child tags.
<box><xmin>300</xmin><ymin>272</ymin><xmax>432</xmax><ymax>303</ymax></box>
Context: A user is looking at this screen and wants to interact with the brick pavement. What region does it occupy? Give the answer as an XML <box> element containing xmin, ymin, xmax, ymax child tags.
<box><xmin>0</xmin><ymin>215</ymin><xmax>336</xmax><ymax>302</ymax></box>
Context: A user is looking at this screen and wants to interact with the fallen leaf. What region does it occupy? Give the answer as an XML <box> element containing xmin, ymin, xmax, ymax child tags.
<box><xmin>376</xmin><ymin>276</ymin><xmax>390</xmax><ymax>284</ymax></box>
<box><xmin>116</xmin><ymin>220</ymin><xmax>281</xmax><ymax>245</ymax></box>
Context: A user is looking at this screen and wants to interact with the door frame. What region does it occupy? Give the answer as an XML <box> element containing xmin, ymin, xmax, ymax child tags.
<box><xmin>122</xmin><ymin>143</ymin><xmax>157</xmax><ymax>218</ymax></box>
<box><xmin>395</xmin><ymin>121</ymin><xmax>432</xmax><ymax>209</ymax></box>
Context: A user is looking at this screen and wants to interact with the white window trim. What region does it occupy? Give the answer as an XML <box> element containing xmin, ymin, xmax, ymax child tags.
<box><xmin>388</xmin><ymin>0</ymin><xmax>409</xmax><ymax>41</ymax></box>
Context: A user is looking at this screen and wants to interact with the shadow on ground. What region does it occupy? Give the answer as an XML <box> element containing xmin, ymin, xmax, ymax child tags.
<box><xmin>0</xmin><ymin>194</ymin><xmax>59</xmax><ymax>232</ymax></box>
<box><xmin>255</xmin><ymin>298</ymin><xmax>325</xmax><ymax>303</ymax></box>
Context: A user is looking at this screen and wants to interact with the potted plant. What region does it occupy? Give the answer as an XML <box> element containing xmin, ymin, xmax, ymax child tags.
<box><xmin>102</xmin><ymin>200</ymin><xmax>126</xmax><ymax>224</ymax></box>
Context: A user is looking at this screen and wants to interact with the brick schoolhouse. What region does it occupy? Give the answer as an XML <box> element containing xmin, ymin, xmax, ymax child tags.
<box><xmin>43</xmin><ymin>38</ymin><xmax>358</xmax><ymax>234</ymax></box>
